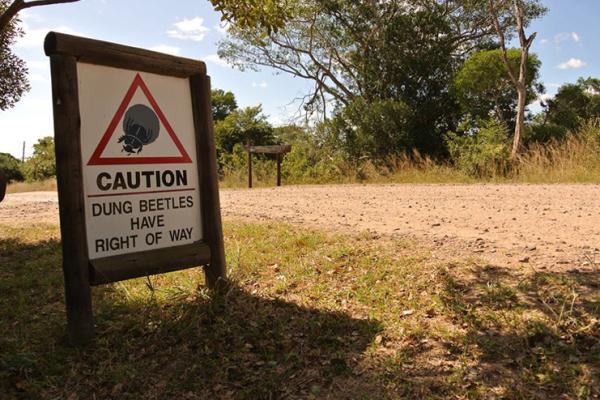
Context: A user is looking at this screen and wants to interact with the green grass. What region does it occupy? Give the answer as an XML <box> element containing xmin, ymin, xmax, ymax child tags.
<box><xmin>1</xmin><ymin>222</ymin><xmax>599</xmax><ymax>399</ymax></box>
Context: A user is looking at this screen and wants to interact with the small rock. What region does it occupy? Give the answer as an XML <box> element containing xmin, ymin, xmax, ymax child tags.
<box><xmin>518</xmin><ymin>256</ymin><xmax>530</xmax><ymax>263</ymax></box>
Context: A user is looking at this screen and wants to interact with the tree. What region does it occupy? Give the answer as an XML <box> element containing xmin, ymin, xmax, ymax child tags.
<box><xmin>211</xmin><ymin>88</ymin><xmax>238</xmax><ymax>121</ymax></box>
<box><xmin>0</xmin><ymin>0</ymin><xmax>28</xmax><ymax>110</ymax></box>
<box><xmin>21</xmin><ymin>136</ymin><xmax>55</xmax><ymax>181</ymax></box>
<box><xmin>209</xmin><ymin>0</ymin><xmax>291</xmax><ymax>33</ymax></box>
<box><xmin>220</xmin><ymin>2</ymin><xmax>461</xmax><ymax>156</ymax></box>
<box><xmin>488</xmin><ymin>0</ymin><xmax>546</xmax><ymax>159</ymax></box>
<box><xmin>218</xmin><ymin>0</ymin><xmax>546</xmax><ymax>159</ymax></box>
<box><xmin>544</xmin><ymin>78</ymin><xmax>600</xmax><ymax>132</ymax></box>
<box><xmin>454</xmin><ymin>48</ymin><xmax>542</xmax><ymax>128</ymax></box>
<box><xmin>215</xmin><ymin>105</ymin><xmax>274</xmax><ymax>153</ymax></box>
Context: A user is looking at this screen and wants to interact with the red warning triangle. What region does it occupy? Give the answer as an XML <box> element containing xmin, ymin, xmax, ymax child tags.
<box><xmin>87</xmin><ymin>73</ymin><xmax>192</xmax><ymax>165</ymax></box>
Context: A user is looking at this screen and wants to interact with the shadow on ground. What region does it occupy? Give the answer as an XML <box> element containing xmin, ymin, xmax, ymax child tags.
<box><xmin>0</xmin><ymin>236</ymin><xmax>382</xmax><ymax>399</ymax></box>
<box><xmin>433</xmin><ymin>263</ymin><xmax>600</xmax><ymax>399</ymax></box>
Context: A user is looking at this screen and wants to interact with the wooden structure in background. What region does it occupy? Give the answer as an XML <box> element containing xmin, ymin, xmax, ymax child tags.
<box><xmin>245</xmin><ymin>144</ymin><xmax>292</xmax><ymax>188</ymax></box>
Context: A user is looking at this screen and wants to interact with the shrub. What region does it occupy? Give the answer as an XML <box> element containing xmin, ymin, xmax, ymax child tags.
<box><xmin>524</xmin><ymin>123</ymin><xmax>568</xmax><ymax>145</ymax></box>
<box><xmin>317</xmin><ymin>98</ymin><xmax>413</xmax><ymax>163</ymax></box>
<box><xmin>446</xmin><ymin>118</ymin><xmax>512</xmax><ymax>178</ymax></box>
<box><xmin>0</xmin><ymin>152</ymin><xmax>24</xmax><ymax>182</ymax></box>
<box><xmin>21</xmin><ymin>137</ymin><xmax>56</xmax><ymax>182</ymax></box>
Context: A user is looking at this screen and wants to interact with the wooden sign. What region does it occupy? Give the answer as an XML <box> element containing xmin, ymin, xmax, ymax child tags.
<box><xmin>45</xmin><ymin>32</ymin><xmax>226</xmax><ymax>344</ymax></box>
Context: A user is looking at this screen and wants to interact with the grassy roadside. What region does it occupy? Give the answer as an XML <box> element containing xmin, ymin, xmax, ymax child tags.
<box><xmin>1</xmin><ymin>222</ymin><xmax>599</xmax><ymax>399</ymax></box>
<box><xmin>6</xmin><ymin>179</ymin><xmax>56</xmax><ymax>194</ymax></box>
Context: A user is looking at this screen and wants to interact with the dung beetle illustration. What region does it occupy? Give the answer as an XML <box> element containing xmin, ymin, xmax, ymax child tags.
<box><xmin>118</xmin><ymin>104</ymin><xmax>160</xmax><ymax>154</ymax></box>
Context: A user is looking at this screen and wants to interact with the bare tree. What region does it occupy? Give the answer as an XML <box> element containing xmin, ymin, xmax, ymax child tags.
<box><xmin>489</xmin><ymin>0</ymin><xmax>538</xmax><ymax>159</ymax></box>
<box><xmin>0</xmin><ymin>0</ymin><xmax>79</xmax><ymax>33</ymax></box>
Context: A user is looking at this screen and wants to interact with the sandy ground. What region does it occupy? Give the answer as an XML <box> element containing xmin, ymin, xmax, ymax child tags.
<box><xmin>2</xmin><ymin>184</ymin><xmax>600</xmax><ymax>272</ymax></box>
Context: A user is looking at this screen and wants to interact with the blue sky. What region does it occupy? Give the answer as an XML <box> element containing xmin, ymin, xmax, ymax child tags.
<box><xmin>1</xmin><ymin>0</ymin><xmax>598</xmax><ymax>158</ymax></box>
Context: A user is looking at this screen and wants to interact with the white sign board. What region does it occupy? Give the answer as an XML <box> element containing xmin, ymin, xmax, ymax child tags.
<box><xmin>78</xmin><ymin>63</ymin><xmax>202</xmax><ymax>259</ymax></box>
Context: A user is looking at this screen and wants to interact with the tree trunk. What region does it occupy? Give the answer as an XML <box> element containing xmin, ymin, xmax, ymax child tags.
<box><xmin>512</xmin><ymin>84</ymin><xmax>527</xmax><ymax>159</ymax></box>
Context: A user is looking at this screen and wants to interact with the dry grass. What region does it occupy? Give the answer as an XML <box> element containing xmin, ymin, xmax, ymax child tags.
<box><xmin>514</xmin><ymin>136</ymin><xmax>600</xmax><ymax>183</ymax></box>
<box><xmin>6</xmin><ymin>179</ymin><xmax>56</xmax><ymax>194</ymax></box>
<box><xmin>219</xmin><ymin>123</ymin><xmax>600</xmax><ymax>187</ymax></box>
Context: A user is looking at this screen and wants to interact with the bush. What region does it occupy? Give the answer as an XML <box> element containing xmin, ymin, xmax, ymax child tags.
<box><xmin>0</xmin><ymin>152</ymin><xmax>24</xmax><ymax>182</ymax></box>
<box><xmin>446</xmin><ymin>118</ymin><xmax>512</xmax><ymax>178</ymax></box>
<box><xmin>215</xmin><ymin>106</ymin><xmax>274</xmax><ymax>154</ymax></box>
<box><xmin>317</xmin><ymin>98</ymin><xmax>413</xmax><ymax>163</ymax></box>
<box><xmin>524</xmin><ymin>123</ymin><xmax>568</xmax><ymax>145</ymax></box>
<box><xmin>21</xmin><ymin>137</ymin><xmax>56</xmax><ymax>182</ymax></box>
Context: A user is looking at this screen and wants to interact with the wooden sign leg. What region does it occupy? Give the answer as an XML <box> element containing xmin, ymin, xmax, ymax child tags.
<box><xmin>50</xmin><ymin>55</ymin><xmax>95</xmax><ymax>345</ymax></box>
<box><xmin>276</xmin><ymin>153</ymin><xmax>281</xmax><ymax>187</ymax></box>
<box><xmin>191</xmin><ymin>74</ymin><xmax>227</xmax><ymax>289</ymax></box>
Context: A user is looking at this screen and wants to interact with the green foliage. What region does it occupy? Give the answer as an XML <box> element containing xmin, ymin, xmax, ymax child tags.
<box><xmin>0</xmin><ymin>0</ymin><xmax>29</xmax><ymax>110</ymax></box>
<box><xmin>215</xmin><ymin>105</ymin><xmax>274</xmax><ymax>153</ymax></box>
<box><xmin>454</xmin><ymin>49</ymin><xmax>542</xmax><ymax>128</ymax></box>
<box><xmin>275</xmin><ymin>125</ymin><xmax>343</xmax><ymax>183</ymax></box>
<box><xmin>446</xmin><ymin>118</ymin><xmax>512</xmax><ymax>177</ymax></box>
<box><xmin>545</xmin><ymin>78</ymin><xmax>600</xmax><ymax>132</ymax></box>
<box><xmin>211</xmin><ymin>88</ymin><xmax>237</xmax><ymax>121</ymax></box>
<box><xmin>319</xmin><ymin>98</ymin><xmax>413</xmax><ymax>163</ymax></box>
<box><xmin>355</xmin><ymin>7</ymin><xmax>462</xmax><ymax>155</ymax></box>
<box><xmin>21</xmin><ymin>137</ymin><xmax>56</xmax><ymax>182</ymax></box>
<box><xmin>0</xmin><ymin>152</ymin><xmax>23</xmax><ymax>182</ymax></box>
<box><xmin>524</xmin><ymin>123</ymin><xmax>567</xmax><ymax>144</ymax></box>
<box><xmin>209</xmin><ymin>0</ymin><xmax>291</xmax><ymax>33</ymax></box>
<box><xmin>218</xmin><ymin>0</ymin><xmax>548</xmax><ymax>160</ymax></box>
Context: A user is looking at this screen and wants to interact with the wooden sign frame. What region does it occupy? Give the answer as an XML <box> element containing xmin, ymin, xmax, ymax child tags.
<box><xmin>45</xmin><ymin>32</ymin><xmax>226</xmax><ymax>345</ymax></box>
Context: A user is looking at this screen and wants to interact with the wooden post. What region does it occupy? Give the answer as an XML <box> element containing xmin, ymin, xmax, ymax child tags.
<box><xmin>248</xmin><ymin>148</ymin><xmax>253</xmax><ymax>189</ymax></box>
<box><xmin>190</xmin><ymin>74</ymin><xmax>227</xmax><ymax>289</ymax></box>
<box><xmin>276</xmin><ymin>153</ymin><xmax>281</xmax><ymax>187</ymax></box>
<box><xmin>50</xmin><ymin>55</ymin><xmax>94</xmax><ymax>345</ymax></box>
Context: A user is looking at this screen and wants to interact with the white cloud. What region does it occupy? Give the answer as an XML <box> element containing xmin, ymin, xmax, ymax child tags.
<box><xmin>204</xmin><ymin>54</ymin><xmax>230</xmax><ymax>68</ymax></box>
<box><xmin>16</xmin><ymin>23</ymin><xmax>82</xmax><ymax>48</ymax></box>
<box><xmin>150</xmin><ymin>44</ymin><xmax>181</xmax><ymax>56</ymax></box>
<box><xmin>252</xmin><ymin>81</ymin><xmax>268</xmax><ymax>89</ymax></box>
<box><xmin>558</xmin><ymin>58</ymin><xmax>587</xmax><ymax>70</ymax></box>
<box><xmin>167</xmin><ymin>17</ymin><xmax>210</xmax><ymax>41</ymax></box>
<box><xmin>546</xmin><ymin>82</ymin><xmax>562</xmax><ymax>89</ymax></box>
<box><xmin>539</xmin><ymin>38</ymin><xmax>549</xmax><ymax>45</ymax></box>
<box><xmin>554</xmin><ymin>32</ymin><xmax>582</xmax><ymax>45</ymax></box>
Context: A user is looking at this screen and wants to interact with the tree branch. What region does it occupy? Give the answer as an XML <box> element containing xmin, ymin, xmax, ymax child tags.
<box><xmin>488</xmin><ymin>0</ymin><xmax>519</xmax><ymax>86</ymax></box>
<box><xmin>0</xmin><ymin>0</ymin><xmax>79</xmax><ymax>33</ymax></box>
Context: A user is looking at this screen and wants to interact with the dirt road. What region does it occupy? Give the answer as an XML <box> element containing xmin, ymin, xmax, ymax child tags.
<box><xmin>2</xmin><ymin>184</ymin><xmax>600</xmax><ymax>271</ymax></box>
